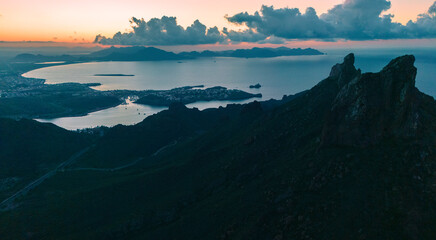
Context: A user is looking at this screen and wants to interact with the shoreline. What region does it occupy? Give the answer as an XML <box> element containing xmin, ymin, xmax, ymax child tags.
<box><xmin>4</xmin><ymin>62</ymin><xmax>263</xmax><ymax>123</ymax></box>
<box><xmin>6</xmin><ymin>54</ymin><xmax>335</xmax><ymax>128</ymax></box>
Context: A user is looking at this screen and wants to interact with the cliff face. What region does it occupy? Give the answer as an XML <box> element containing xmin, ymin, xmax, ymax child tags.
<box><xmin>321</xmin><ymin>54</ymin><xmax>434</xmax><ymax>147</ymax></box>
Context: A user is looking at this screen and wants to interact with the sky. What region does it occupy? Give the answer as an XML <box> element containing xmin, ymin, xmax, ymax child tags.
<box><xmin>0</xmin><ymin>0</ymin><xmax>435</xmax><ymax>47</ymax></box>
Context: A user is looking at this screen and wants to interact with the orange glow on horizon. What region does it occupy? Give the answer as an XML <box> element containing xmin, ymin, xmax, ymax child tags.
<box><xmin>0</xmin><ymin>0</ymin><xmax>435</xmax><ymax>43</ymax></box>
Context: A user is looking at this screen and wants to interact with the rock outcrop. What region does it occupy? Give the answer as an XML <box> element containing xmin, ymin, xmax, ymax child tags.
<box><xmin>321</xmin><ymin>54</ymin><xmax>433</xmax><ymax>147</ymax></box>
<box><xmin>328</xmin><ymin>53</ymin><xmax>361</xmax><ymax>88</ymax></box>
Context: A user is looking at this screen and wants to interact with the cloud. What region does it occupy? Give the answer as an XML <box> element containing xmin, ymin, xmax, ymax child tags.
<box><xmin>95</xmin><ymin>16</ymin><xmax>224</xmax><ymax>45</ymax></box>
<box><xmin>96</xmin><ymin>0</ymin><xmax>436</xmax><ymax>46</ymax></box>
<box><xmin>320</xmin><ymin>0</ymin><xmax>408</xmax><ymax>40</ymax></box>
<box><xmin>227</xmin><ymin>6</ymin><xmax>335</xmax><ymax>40</ymax></box>
<box><xmin>222</xmin><ymin>27</ymin><xmax>267</xmax><ymax>43</ymax></box>
<box><xmin>226</xmin><ymin>0</ymin><xmax>436</xmax><ymax>41</ymax></box>
<box><xmin>258</xmin><ymin>36</ymin><xmax>286</xmax><ymax>44</ymax></box>
<box><xmin>405</xmin><ymin>2</ymin><xmax>436</xmax><ymax>38</ymax></box>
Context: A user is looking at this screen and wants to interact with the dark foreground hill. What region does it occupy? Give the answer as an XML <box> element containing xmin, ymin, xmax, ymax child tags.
<box><xmin>0</xmin><ymin>119</ymin><xmax>92</xmax><ymax>202</ymax></box>
<box><xmin>0</xmin><ymin>54</ymin><xmax>435</xmax><ymax>239</ymax></box>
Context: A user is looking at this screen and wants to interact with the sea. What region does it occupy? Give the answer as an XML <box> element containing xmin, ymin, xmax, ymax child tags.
<box><xmin>23</xmin><ymin>48</ymin><xmax>436</xmax><ymax>130</ymax></box>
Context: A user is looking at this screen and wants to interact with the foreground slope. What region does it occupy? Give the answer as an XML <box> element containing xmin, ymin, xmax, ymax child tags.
<box><xmin>1</xmin><ymin>54</ymin><xmax>435</xmax><ymax>239</ymax></box>
<box><xmin>0</xmin><ymin>119</ymin><xmax>92</xmax><ymax>202</ymax></box>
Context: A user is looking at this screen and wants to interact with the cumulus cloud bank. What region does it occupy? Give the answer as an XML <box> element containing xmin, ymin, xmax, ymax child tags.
<box><xmin>95</xmin><ymin>0</ymin><xmax>436</xmax><ymax>45</ymax></box>
<box><xmin>406</xmin><ymin>1</ymin><xmax>436</xmax><ymax>38</ymax></box>
<box><xmin>95</xmin><ymin>16</ymin><xmax>224</xmax><ymax>45</ymax></box>
<box><xmin>227</xmin><ymin>0</ymin><xmax>436</xmax><ymax>41</ymax></box>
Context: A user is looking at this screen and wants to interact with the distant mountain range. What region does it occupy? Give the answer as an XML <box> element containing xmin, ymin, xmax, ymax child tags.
<box><xmin>12</xmin><ymin>46</ymin><xmax>324</xmax><ymax>62</ymax></box>
<box><xmin>179</xmin><ymin>47</ymin><xmax>323</xmax><ymax>58</ymax></box>
<box><xmin>2</xmin><ymin>54</ymin><xmax>435</xmax><ymax>239</ymax></box>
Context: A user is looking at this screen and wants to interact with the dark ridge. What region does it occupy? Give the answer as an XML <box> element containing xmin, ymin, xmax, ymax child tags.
<box><xmin>1</xmin><ymin>54</ymin><xmax>436</xmax><ymax>240</ymax></box>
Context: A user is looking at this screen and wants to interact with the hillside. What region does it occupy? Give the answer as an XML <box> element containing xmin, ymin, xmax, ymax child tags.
<box><xmin>0</xmin><ymin>54</ymin><xmax>435</xmax><ymax>239</ymax></box>
<box><xmin>0</xmin><ymin>119</ymin><xmax>92</xmax><ymax>203</ymax></box>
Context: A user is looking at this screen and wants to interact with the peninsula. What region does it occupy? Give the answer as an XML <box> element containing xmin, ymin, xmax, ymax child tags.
<box><xmin>0</xmin><ymin>62</ymin><xmax>261</xmax><ymax>119</ymax></box>
<box><xmin>134</xmin><ymin>86</ymin><xmax>262</xmax><ymax>106</ymax></box>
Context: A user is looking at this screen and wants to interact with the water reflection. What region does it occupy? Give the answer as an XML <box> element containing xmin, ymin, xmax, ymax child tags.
<box><xmin>37</xmin><ymin>98</ymin><xmax>166</xmax><ymax>130</ymax></box>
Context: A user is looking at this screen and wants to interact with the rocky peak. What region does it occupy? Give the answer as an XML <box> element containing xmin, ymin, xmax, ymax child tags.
<box><xmin>321</xmin><ymin>54</ymin><xmax>422</xmax><ymax>147</ymax></box>
<box><xmin>380</xmin><ymin>55</ymin><xmax>417</xmax><ymax>103</ymax></box>
<box><xmin>329</xmin><ymin>53</ymin><xmax>360</xmax><ymax>88</ymax></box>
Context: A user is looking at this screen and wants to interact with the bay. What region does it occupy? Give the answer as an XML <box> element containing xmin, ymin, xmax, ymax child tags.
<box><xmin>23</xmin><ymin>49</ymin><xmax>436</xmax><ymax>130</ymax></box>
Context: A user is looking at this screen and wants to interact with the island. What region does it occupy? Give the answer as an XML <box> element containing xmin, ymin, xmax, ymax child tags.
<box><xmin>94</xmin><ymin>74</ymin><xmax>134</xmax><ymax>77</ymax></box>
<box><xmin>179</xmin><ymin>47</ymin><xmax>324</xmax><ymax>59</ymax></box>
<box><xmin>249</xmin><ymin>83</ymin><xmax>262</xmax><ymax>89</ymax></box>
<box><xmin>12</xmin><ymin>46</ymin><xmax>324</xmax><ymax>63</ymax></box>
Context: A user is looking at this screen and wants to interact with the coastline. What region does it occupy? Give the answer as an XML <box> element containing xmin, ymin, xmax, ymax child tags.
<box><xmin>8</xmin><ymin>52</ymin><xmax>332</xmax><ymax>127</ymax></box>
<box><xmin>3</xmin><ymin>61</ymin><xmax>262</xmax><ymax>122</ymax></box>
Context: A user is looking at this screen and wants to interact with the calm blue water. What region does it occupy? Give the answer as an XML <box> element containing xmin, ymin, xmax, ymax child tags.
<box><xmin>23</xmin><ymin>49</ymin><xmax>436</xmax><ymax>130</ymax></box>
